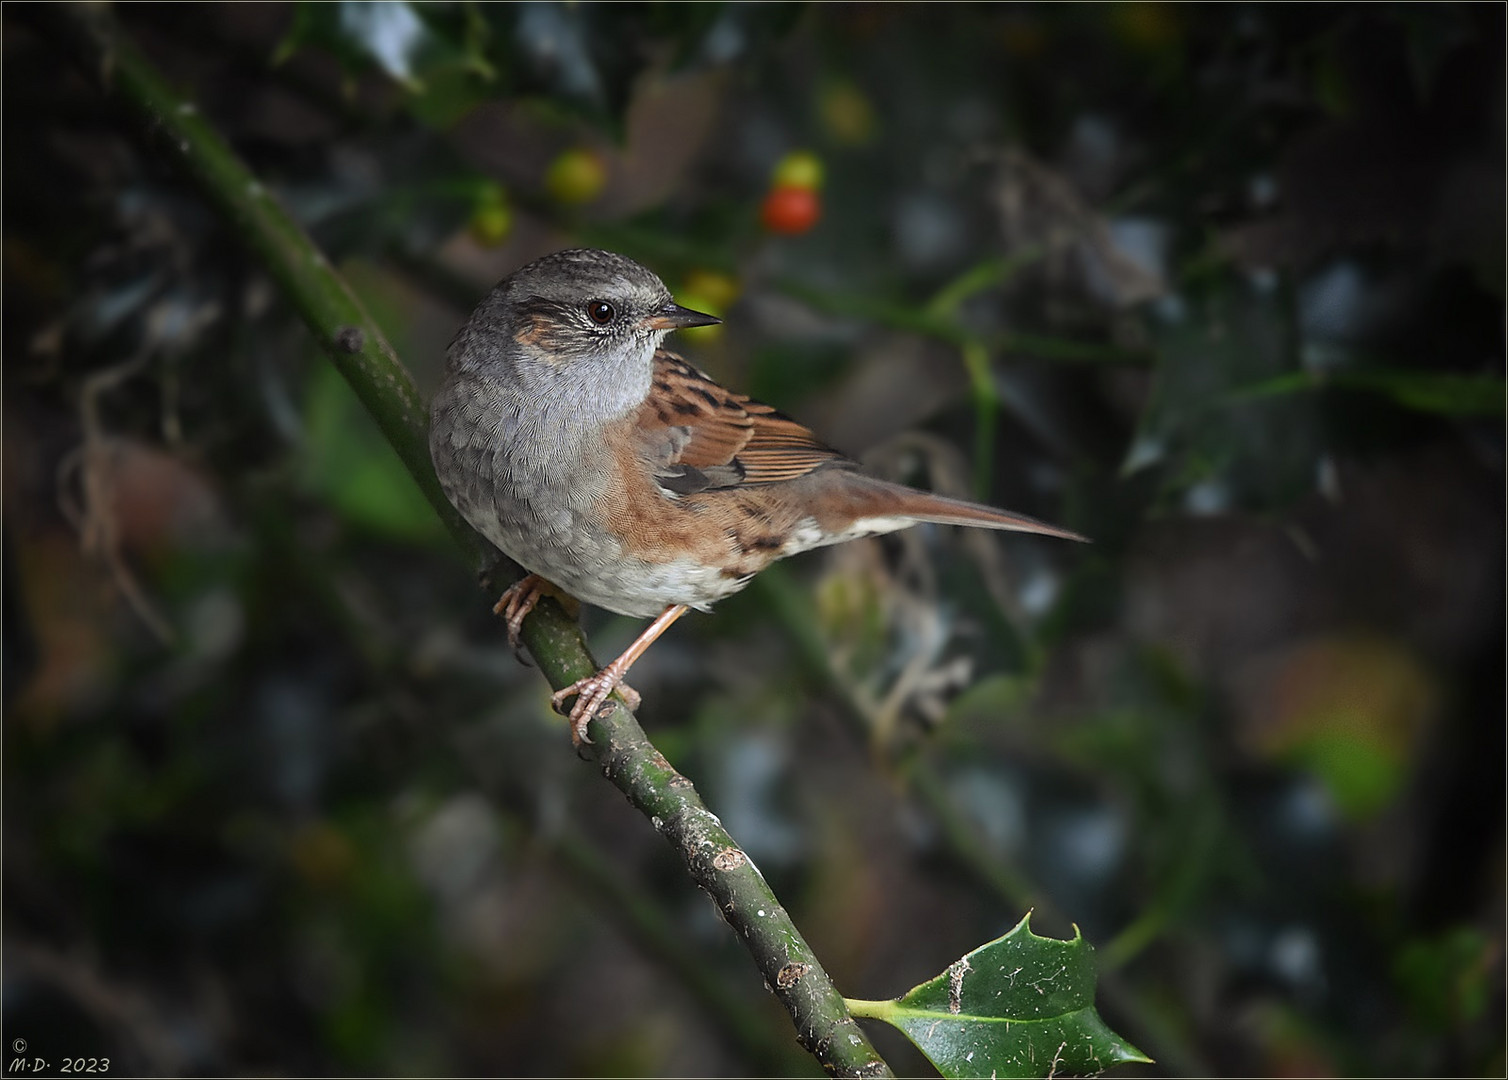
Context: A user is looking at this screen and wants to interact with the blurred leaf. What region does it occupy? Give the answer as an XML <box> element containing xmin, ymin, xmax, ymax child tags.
<box><xmin>278</xmin><ymin>2</ymin><xmax>481</xmax><ymax>90</ymax></box>
<box><xmin>505</xmin><ymin>2</ymin><xmax>611</xmax><ymax>118</ymax></box>
<box><xmin>472</xmin><ymin>2</ymin><xmax>808</xmax><ymax>132</ymax></box>
<box><xmin>274</xmin><ymin>2</ymin><xmax>804</xmax><ymax>134</ymax></box>
<box><xmin>1394</xmin><ymin>926</ymin><xmax>1498</xmax><ymax>1031</ymax></box>
<box><xmin>849</xmin><ymin>913</ymin><xmax>1151</xmax><ymax>1078</ymax></box>
<box><xmin>1285</xmin><ymin>731</ymin><xmax>1404</xmax><ymax>821</ymax></box>
<box><xmin>1251</xmin><ymin>635</ymin><xmax>1435</xmax><ymax>820</ymax></box>
<box><xmin>1311</xmin><ymin>47</ymin><xmax>1353</xmax><ymax>118</ymax></box>
<box><xmin>300</xmin><ymin>363</ymin><xmax>447</xmax><ymax>544</ymax></box>
<box><xmin>1386</xmin><ymin>4</ymin><xmax>1477</xmax><ymax>101</ymax></box>
<box><xmin>1227</xmin><ymin>370</ymin><xmax>1505</xmax><ymax>417</ymax></box>
<box><xmin>944</xmin><ymin>673</ymin><xmax>1032</xmax><ymax>726</ymax></box>
<box><xmin>813</xmin><ymin>563</ymin><xmax>889</xmax><ymax>674</ymax></box>
<box><xmin>1129</xmin><ymin>277</ymin><xmax>1319</xmax><ymax>511</ymax></box>
<box><xmin>401</xmin><ymin>60</ymin><xmax>496</xmax><ymax>130</ymax></box>
<box><xmin>1340</xmin><ymin>371</ymin><xmax>1505</xmax><ymax>417</ymax></box>
<box><xmin>276</xmin><ymin>2</ymin><xmax>498</xmax><ymax>128</ymax></box>
<box><xmin>335</xmin><ymin>1</ymin><xmax>434</xmax><ymax>87</ymax></box>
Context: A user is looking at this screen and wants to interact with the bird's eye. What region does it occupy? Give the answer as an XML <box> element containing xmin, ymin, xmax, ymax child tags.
<box><xmin>586</xmin><ymin>300</ymin><xmax>616</xmax><ymax>325</ymax></box>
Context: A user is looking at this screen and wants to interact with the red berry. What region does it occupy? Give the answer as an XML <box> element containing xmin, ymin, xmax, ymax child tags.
<box><xmin>761</xmin><ymin>185</ymin><xmax>821</xmax><ymax>235</ymax></box>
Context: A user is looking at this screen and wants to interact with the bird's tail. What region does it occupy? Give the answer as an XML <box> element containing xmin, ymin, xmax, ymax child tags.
<box><xmin>815</xmin><ymin>474</ymin><xmax>1089</xmax><ymax>544</ymax></box>
<box><xmin>888</xmin><ymin>487</ymin><xmax>1088</xmax><ymax>541</ymax></box>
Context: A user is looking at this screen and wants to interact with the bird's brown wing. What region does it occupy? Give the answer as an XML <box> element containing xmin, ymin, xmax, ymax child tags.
<box><xmin>636</xmin><ymin>350</ymin><xmax>856</xmax><ymax>495</ymax></box>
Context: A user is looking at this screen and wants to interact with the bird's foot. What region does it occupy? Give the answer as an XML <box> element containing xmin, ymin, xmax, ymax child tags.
<box><xmin>493</xmin><ymin>574</ymin><xmax>575</xmax><ymax>658</ymax></box>
<box><xmin>551</xmin><ymin>670</ymin><xmax>641</xmax><ymax>746</ymax></box>
<box><xmin>544</xmin><ymin>604</ymin><xmax>685</xmax><ymax>747</ymax></box>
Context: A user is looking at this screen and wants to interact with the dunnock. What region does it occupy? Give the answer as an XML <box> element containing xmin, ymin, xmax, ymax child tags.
<box><xmin>430</xmin><ymin>248</ymin><xmax>1083</xmax><ymax>743</ymax></box>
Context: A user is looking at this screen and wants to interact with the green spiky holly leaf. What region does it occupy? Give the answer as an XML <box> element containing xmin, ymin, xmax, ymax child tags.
<box><xmin>849</xmin><ymin>914</ymin><xmax>1151</xmax><ymax>1078</ymax></box>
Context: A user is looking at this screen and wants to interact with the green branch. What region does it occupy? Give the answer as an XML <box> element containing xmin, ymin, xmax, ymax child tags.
<box><xmin>546</xmin><ymin>827</ymin><xmax>813</xmax><ymax>1076</ymax></box>
<box><xmin>48</xmin><ymin>5</ymin><xmax>890</xmax><ymax>1077</ymax></box>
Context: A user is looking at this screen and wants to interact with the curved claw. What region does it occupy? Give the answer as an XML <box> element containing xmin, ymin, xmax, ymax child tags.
<box><xmin>492</xmin><ymin>574</ymin><xmax>555</xmax><ymax>657</ymax></box>
<box><xmin>542</xmin><ymin>604</ymin><xmax>685</xmax><ymax>748</ymax></box>
<box><xmin>551</xmin><ymin>675</ymin><xmax>642</xmax><ymax>746</ymax></box>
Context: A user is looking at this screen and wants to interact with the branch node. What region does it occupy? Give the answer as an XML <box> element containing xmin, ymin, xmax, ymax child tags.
<box><xmin>334</xmin><ymin>325</ymin><xmax>365</xmax><ymax>353</ymax></box>
<box><xmin>776</xmin><ymin>962</ymin><xmax>812</xmax><ymax>989</ymax></box>
<box><xmin>712</xmin><ymin>848</ymin><xmax>746</xmax><ymax>872</ymax></box>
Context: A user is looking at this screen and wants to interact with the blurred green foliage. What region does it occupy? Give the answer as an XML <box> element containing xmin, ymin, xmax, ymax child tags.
<box><xmin>4</xmin><ymin>3</ymin><xmax>1503</xmax><ymax>1077</ymax></box>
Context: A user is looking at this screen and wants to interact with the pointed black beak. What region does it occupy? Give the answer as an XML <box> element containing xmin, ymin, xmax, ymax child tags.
<box><xmin>641</xmin><ymin>302</ymin><xmax>721</xmax><ymax>332</ymax></box>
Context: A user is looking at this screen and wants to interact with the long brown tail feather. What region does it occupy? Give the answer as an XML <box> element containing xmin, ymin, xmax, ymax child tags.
<box><xmin>895</xmin><ymin>489</ymin><xmax>1087</xmax><ymax>542</ymax></box>
<box><xmin>842</xmin><ymin>477</ymin><xmax>1089</xmax><ymax>543</ymax></box>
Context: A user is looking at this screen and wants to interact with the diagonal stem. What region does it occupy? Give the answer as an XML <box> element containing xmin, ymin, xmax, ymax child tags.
<box><xmin>42</xmin><ymin>5</ymin><xmax>891</xmax><ymax>1076</ymax></box>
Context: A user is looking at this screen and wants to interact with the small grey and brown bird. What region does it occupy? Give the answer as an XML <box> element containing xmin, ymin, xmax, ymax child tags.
<box><xmin>429</xmin><ymin>248</ymin><xmax>1084</xmax><ymax>744</ymax></box>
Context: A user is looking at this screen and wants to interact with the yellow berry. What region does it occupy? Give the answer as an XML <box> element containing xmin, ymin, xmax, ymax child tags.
<box><xmin>545</xmin><ymin>148</ymin><xmax>607</xmax><ymax>205</ymax></box>
<box><xmin>771</xmin><ymin>150</ymin><xmax>824</xmax><ymax>192</ymax></box>
<box><xmin>681</xmin><ymin>269</ymin><xmax>740</xmax><ymax>313</ymax></box>
<box><xmin>468</xmin><ymin>184</ymin><xmax>512</xmax><ymax>246</ymax></box>
<box><xmin>819</xmin><ymin>83</ymin><xmax>875</xmax><ymax>145</ymax></box>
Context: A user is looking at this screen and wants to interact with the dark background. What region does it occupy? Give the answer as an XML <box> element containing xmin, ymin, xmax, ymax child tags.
<box><xmin>4</xmin><ymin>3</ymin><xmax>1503</xmax><ymax>1076</ymax></box>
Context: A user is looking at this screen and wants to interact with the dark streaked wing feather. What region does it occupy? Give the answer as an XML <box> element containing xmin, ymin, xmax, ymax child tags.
<box><xmin>636</xmin><ymin>351</ymin><xmax>1089</xmax><ymax>544</ymax></box>
<box><xmin>637</xmin><ymin>350</ymin><xmax>855</xmax><ymax>493</ymax></box>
